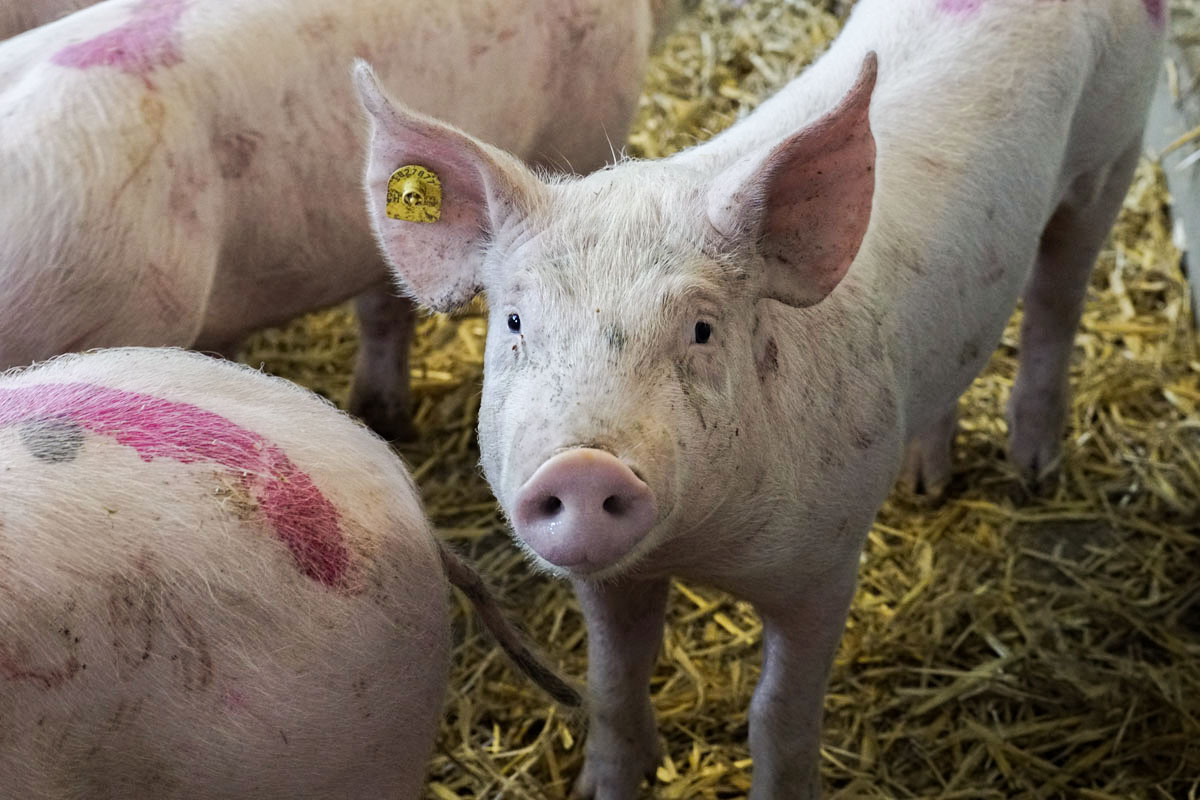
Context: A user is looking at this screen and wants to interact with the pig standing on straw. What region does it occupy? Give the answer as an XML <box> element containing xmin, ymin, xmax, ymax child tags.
<box><xmin>356</xmin><ymin>0</ymin><xmax>1164</xmax><ymax>796</ymax></box>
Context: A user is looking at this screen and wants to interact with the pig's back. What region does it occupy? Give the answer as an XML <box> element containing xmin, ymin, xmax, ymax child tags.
<box><xmin>0</xmin><ymin>0</ymin><xmax>384</xmax><ymax>353</ymax></box>
<box><xmin>689</xmin><ymin>0</ymin><xmax>1161</xmax><ymax>441</ymax></box>
<box><xmin>0</xmin><ymin>348</ymin><xmax>449</xmax><ymax>799</ymax></box>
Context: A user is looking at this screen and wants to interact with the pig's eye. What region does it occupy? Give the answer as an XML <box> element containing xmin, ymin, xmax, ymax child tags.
<box><xmin>507</xmin><ymin>314</ymin><xmax>521</xmax><ymax>333</ymax></box>
<box><xmin>693</xmin><ymin>321</ymin><xmax>713</xmax><ymax>345</ymax></box>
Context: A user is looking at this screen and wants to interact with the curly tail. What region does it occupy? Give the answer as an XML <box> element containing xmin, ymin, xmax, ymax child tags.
<box><xmin>439</xmin><ymin>543</ymin><xmax>582</xmax><ymax>708</ymax></box>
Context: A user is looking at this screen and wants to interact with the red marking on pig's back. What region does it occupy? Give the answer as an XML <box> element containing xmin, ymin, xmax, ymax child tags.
<box><xmin>0</xmin><ymin>383</ymin><xmax>350</xmax><ymax>589</ymax></box>
<box><xmin>51</xmin><ymin>0</ymin><xmax>189</xmax><ymax>82</ymax></box>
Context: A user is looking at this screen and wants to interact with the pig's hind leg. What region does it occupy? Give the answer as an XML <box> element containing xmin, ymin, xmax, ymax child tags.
<box><xmin>1007</xmin><ymin>142</ymin><xmax>1142</xmax><ymax>481</ymax></box>
<box><xmin>349</xmin><ymin>284</ymin><xmax>418</xmax><ymax>441</ymax></box>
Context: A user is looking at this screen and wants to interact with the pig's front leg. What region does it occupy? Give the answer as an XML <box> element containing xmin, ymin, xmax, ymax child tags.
<box><xmin>349</xmin><ymin>284</ymin><xmax>417</xmax><ymax>441</ymax></box>
<box><xmin>572</xmin><ymin>577</ymin><xmax>670</xmax><ymax>800</ymax></box>
<box><xmin>747</xmin><ymin>568</ymin><xmax>858</xmax><ymax>800</ymax></box>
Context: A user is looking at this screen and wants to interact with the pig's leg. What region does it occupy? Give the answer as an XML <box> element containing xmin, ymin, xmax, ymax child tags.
<box><xmin>1008</xmin><ymin>143</ymin><xmax>1142</xmax><ymax>479</ymax></box>
<box><xmin>747</xmin><ymin>568</ymin><xmax>858</xmax><ymax>800</ymax></box>
<box><xmin>571</xmin><ymin>577</ymin><xmax>670</xmax><ymax>800</ymax></box>
<box><xmin>897</xmin><ymin>405</ymin><xmax>957</xmax><ymax>497</ymax></box>
<box><xmin>348</xmin><ymin>284</ymin><xmax>417</xmax><ymax>441</ymax></box>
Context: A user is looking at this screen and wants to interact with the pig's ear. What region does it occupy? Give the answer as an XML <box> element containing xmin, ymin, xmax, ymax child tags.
<box><xmin>353</xmin><ymin>60</ymin><xmax>543</xmax><ymax>311</ymax></box>
<box><xmin>706</xmin><ymin>53</ymin><xmax>877</xmax><ymax>308</ymax></box>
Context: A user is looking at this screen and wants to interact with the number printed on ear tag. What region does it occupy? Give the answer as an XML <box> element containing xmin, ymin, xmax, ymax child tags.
<box><xmin>386</xmin><ymin>165</ymin><xmax>442</xmax><ymax>223</ymax></box>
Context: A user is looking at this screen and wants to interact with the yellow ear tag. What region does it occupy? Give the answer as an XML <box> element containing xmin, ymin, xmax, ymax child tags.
<box><xmin>386</xmin><ymin>165</ymin><xmax>442</xmax><ymax>223</ymax></box>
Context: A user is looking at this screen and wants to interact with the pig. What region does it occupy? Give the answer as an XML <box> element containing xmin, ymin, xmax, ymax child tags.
<box><xmin>0</xmin><ymin>0</ymin><xmax>684</xmax><ymax>442</ymax></box>
<box><xmin>0</xmin><ymin>0</ymin><xmax>98</xmax><ymax>40</ymax></box>
<box><xmin>352</xmin><ymin>0</ymin><xmax>1164</xmax><ymax>796</ymax></box>
<box><xmin>0</xmin><ymin>346</ymin><xmax>578</xmax><ymax>800</ymax></box>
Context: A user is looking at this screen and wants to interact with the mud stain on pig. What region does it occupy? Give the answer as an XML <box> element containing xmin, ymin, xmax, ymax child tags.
<box><xmin>0</xmin><ymin>643</ymin><xmax>81</xmax><ymax>690</ymax></box>
<box><xmin>885</xmin><ymin>238</ymin><xmax>924</xmax><ymax>277</ymax></box>
<box><xmin>110</xmin><ymin>95</ymin><xmax>168</xmax><ymax>207</ymax></box>
<box><xmin>62</xmin><ymin>319</ymin><xmax>109</xmax><ymax>354</ymax></box>
<box><xmin>603</xmin><ymin>323</ymin><xmax>627</xmax><ymax>353</ymax></box>
<box><xmin>212</xmin><ymin>127</ymin><xmax>263</xmax><ymax>180</ymax></box>
<box><xmin>918</xmin><ymin>155</ymin><xmax>948</xmax><ymax>175</ymax></box>
<box><xmin>19</xmin><ymin>418</ymin><xmax>84</xmax><ymax>463</ymax></box>
<box><xmin>0</xmin><ymin>383</ymin><xmax>352</xmax><ymax>590</ymax></box>
<box><xmin>757</xmin><ymin>337</ymin><xmax>779</xmax><ymax>382</ymax></box>
<box><xmin>674</xmin><ymin>362</ymin><xmax>707</xmax><ymax>430</ymax></box>
<box><xmin>166</xmin><ymin>601</ymin><xmax>212</xmax><ymax>690</ymax></box>
<box><xmin>958</xmin><ymin>339</ymin><xmax>981</xmax><ymax>367</ymax></box>
<box><xmin>106</xmin><ymin>698</ymin><xmax>146</xmax><ymax>733</ymax></box>
<box><xmin>142</xmin><ymin>262</ymin><xmax>188</xmax><ymax>322</ymax></box>
<box><xmin>107</xmin><ymin>569</ymin><xmax>160</xmax><ymax>680</ymax></box>
<box><xmin>212</xmin><ymin>472</ymin><xmax>260</xmax><ymax>521</ymax></box>
<box><xmin>853</xmin><ymin>427</ymin><xmax>874</xmax><ymax>450</ymax></box>
<box><xmin>166</xmin><ymin>162</ymin><xmax>209</xmax><ymax>235</ymax></box>
<box><xmin>51</xmin><ymin>0</ymin><xmax>190</xmax><ymax>88</ymax></box>
<box><xmin>296</xmin><ymin>13</ymin><xmax>338</xmax><ymax>42</ymax></box>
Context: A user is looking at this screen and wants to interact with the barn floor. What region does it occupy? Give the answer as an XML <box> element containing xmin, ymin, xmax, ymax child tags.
<box><xmin>239</xmin><ymin>1</ymin><xmax>1200</xmax><ymax>797</ymax></box>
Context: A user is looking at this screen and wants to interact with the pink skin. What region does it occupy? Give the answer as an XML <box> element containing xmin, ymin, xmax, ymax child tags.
<box><xmin>512</xmin><ymin>449</ymin><xmax>657</xmax><ymax>571</ymax></box>
<box><xmin>51</xmin><ymin>0</ymin><xmax>188</xmax><ymax>86</ymax></box>
<box><xmin>0</xmin><ymin>383</ymin><xmax>349</xmax><ymax>588</ymax></box>
<box><xmin>936</xmin><ymin>0</ymin><xmax>987</xmax><ymax>14</ymax></box>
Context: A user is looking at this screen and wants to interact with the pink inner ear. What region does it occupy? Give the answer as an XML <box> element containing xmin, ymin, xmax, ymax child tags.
<box><xmin>368</xmin><ymin>115</ymin><xmax>496</xmax><ymax>311</ymax></box>
<box><xmin>759</xmin><ymin>54</ymin><xmax>878</xmax><ymax>307</ymax></box>
<box><xmin>356</xmin><ymin>63</ymin><xmax>514</xmax><ymax>311</ymax></box>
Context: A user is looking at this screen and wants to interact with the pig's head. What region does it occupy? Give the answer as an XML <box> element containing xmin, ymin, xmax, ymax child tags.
<box><xmin>354</xmin><ymin>56</ymin><xmax>877</xmax><ymax>579</ymax></box>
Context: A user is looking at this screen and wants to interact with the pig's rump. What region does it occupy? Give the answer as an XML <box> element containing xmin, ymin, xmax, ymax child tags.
<box><xmin>0</xmin><ymin>349</ymin><xmax>449</xmax><ymax>800</ymax></box>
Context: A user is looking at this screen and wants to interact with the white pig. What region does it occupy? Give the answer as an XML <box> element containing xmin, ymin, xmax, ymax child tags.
<box><xmin>0</xmin><ymin>347</ymin><xmax>577</xmax><ymax>799</ymax></box>
<box><xmin>0</xmin><ymin>0</ymin><xmax>97</xmax><ymax>40</ymax></box>
<box><xmin>353</xmin><ymin>0</ymin><xmax>1164</xmax><ymax>796</ymax></box>
<box><xmin>0</xmin><ymin>0</ymin><xmax>682</xmax><ymax>441</ymax></box>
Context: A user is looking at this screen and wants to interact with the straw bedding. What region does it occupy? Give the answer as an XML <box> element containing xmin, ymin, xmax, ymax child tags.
<box><xmin>238</xmin><ymin>1</ymin><xmax>1200</xmax><ymax>796</ymax></box>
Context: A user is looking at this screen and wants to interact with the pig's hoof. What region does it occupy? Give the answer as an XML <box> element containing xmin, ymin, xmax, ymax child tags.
<box><xmin>1006</xmin><ymin>400</ymin><xmax>1065</xmax><ymax>485</ymax></box>
<box><xmin>897</xmin><ymin>434</ymin><xmax>951</xmax><ymax>500</ymax></box>
<box><xmin>1006</xmin><ymin>429</ymin><xmax>1063</xmax><ymax>486</ymax></box>
<box><xmin>570</xmin><ymin>761</ymin><xmax>654</xmax><ymax>800</ymax></box>
<box><xmin>570</xmin><ymin>740</ymin><xmax>659</xmax><ymax>800</ymax></box>
<box><xmin>348</xmin><ymin>390</ymin><xmax>417</xmax><ymax>442</ymax></box>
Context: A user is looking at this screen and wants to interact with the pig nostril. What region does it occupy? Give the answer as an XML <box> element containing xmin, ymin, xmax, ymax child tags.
<box><xmin>602</xmin><ymin>495</ymin><xmax>623</xmax><ymax>515</ymax></box>
<box><xmin>540</xmin><ymin>496</ymin><xmax>563</xmax><ymax>516</ymax></box>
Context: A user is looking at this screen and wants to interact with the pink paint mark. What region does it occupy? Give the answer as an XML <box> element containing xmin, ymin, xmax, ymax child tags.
<box><xmin>51</xmin><ymin>0</ymin><xmax>189</xmax><ymax>83</ymax></box>
<box><xmin>1143</xmin><ymin>0</ymin><xmax>1165</xmax><ymax>27</ymax></box>
<box><xmin>936</xmin><ymin>0</ymin><xmax>1073</xmax><ymax>16</ymax></box>
<box><xmin>0</xmin><ymin>383</ymin><xmax>349</xmax><ymax>589</ymax></box>
<box><xmin>936</xmin><ymin>0</ymin><xmax>985</xmax><ymax>13</ymax></box>
<box><xmin>222</xmin><ymin>688</ymin><xmax>249</xmax><ymax>711</ymax></box>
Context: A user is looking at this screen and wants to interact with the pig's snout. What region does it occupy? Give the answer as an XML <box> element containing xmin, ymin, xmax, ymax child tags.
<box><xmin>513</xmin><ymin>448</ymin><xmax>656</xmax><ymax>571</ymax></box>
